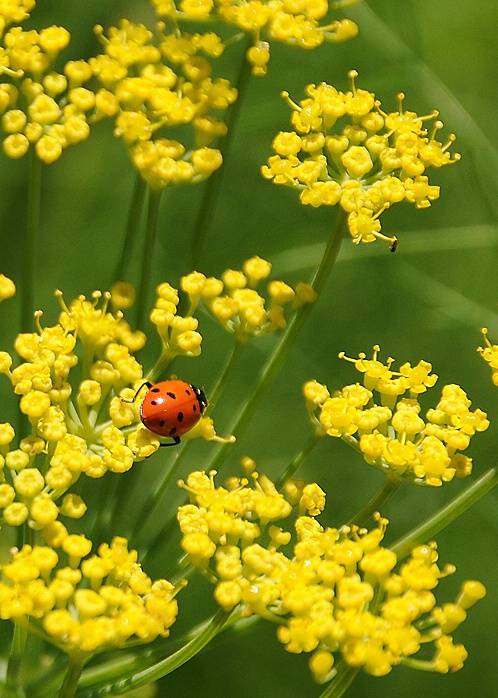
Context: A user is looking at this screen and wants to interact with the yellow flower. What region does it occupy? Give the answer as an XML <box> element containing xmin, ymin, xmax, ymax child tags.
<box><xmin>306</xmin><ymin>346</ymin><xmax>488</xmax><ymax>486</ymax></box>
<box><xmin>189</xmin><ymin>256</ymin><xmax>315</xmax><ymax>340</ymax></box>
<box><xmin>151</xmin><ymin>0</ymin><xmax>358</xmax><ymax>75</ymax></box>
<box><xmin>178</xmin><ymin>483</ymin><xmax>484</xmax><ymax>685</ymax></box>
<box><xmin>0</xmin><ymin>537</ymin><xmax>183</xmax><ymax>653</ymax></box>
<box><xmin>89</xmin><ymin>20</ymin><xmax>237</xmax><ymax>189</ymax></box>
<box><xmin>263</xmin><ymin>72</ymin><xmax>460</xmax><ymax>248</ymax></box>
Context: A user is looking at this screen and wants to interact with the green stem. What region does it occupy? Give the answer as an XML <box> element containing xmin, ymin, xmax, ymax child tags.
<box><xmin>391</xmin><ymin>467</ymin><xmax>498</xmax><ymax>559</ymax></box>
<box><xmin>136</xmin><ymin>186</ymin><xmax>162</xmax><ymax>332</ymax></box>
<box><xmin>113</xmin><ymin>173</ymin><xmax>148</xmax><ymax>284</ymax></box>
<box><xmin>318</xmin><ymin>661</ymin><xmax>360</xmax><ymax>698</ymax></box>
<box><xmin>205</xmin><ymin>208</ymin><xmax>347</xmax><ymax>475</ymax></box>
<box><xmin>207</xmin><ymin>337</ymin><xmax>246</xmax><ymax>408</ymax></box>
<box><xmin>348</xmin><ymin>475</ymin><xmax>401</xmax><ymax>528</ymax></box>
<box><xmin>59</xmin><ymin>655</ymin><xmax>87</xmax><ymax>698</ymax></box>
<box><xmin>274</xmin><ymin>431</ymin><xmax>323</xmax><ymax>490</ymax></box>
<box><xmin>21</xmin><ymin>151</ymin><xmax>42</xmax><ymax>332</ymax></box>
<box><xmin>75</xmin><ymin>609</ymin><xmax>229</xmax><ymax>697</ymax></box>
<box><xmin>188</xmin><ymin>39</ymin><xmax>252</xmax><ymax>271</ymax></box>
<box><xmin>5</xmin><ymin>623</ymin><xmax>27</xmax><ymax>696</ymax></box>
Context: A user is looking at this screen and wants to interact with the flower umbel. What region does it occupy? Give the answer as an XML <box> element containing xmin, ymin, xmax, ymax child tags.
<box><xmin>0</xmin><ymin>536</ymin><xmax>183</xmax><ymax>653</ymax></box>
<box><xmin>177</xmin><ymin>467</ymin><xmax>485</xmax><ymax>683</ymax></box>
<box><xmin>151</xmin><ymin>0</ymin><xmax>359</xmax><ymax>76</ymax></box>
<box><xmin>262</xmin><ymin>71</ymin><xmax>460</xmax><ymax>247</ymax></box>
<box><xmin>90</xmin><ymin>18</ymin><xmax>237</xmax><ymax>189</ymax></box>
<box><xmin>0</xmin><ymin>4</ymin><xmax>99</xmax><ymax>163</ymax></box>
<box><xmin>181</xmin><ymin>255</ymin><xmax>317</xmax><ymax>341</ymax></box>
<box><xmin>304</xmin><ymin>346</ymin><xmax>489</xmax><ymax>486</ymax></box>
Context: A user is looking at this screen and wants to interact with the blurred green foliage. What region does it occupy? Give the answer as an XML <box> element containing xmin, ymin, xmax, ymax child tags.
<box><xmin>0</xmin><ymin>1</ymin><xmax>497</xmax><ymax>696</ymax></box>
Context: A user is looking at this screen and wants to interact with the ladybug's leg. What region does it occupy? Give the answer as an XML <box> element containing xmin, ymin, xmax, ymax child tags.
<box><xmin>159</xmin><ymin>436</ymin><xmax>181</xmax><ymax>447</ymax></box>
<box><xmin>120</xmin><ymin>381</ymin><xmax>153</xmax><ymax>403</ymax></box>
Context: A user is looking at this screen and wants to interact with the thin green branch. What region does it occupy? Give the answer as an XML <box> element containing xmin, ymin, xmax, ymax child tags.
<box><xmin>317</xmin><ymin>660</ymin><xmax>360</xmax><ymax>698</ymax></box>
<box><xmin>113</xmin><ymin>173</ymin><xmax>148</xmax><ymax>284</ymax></box>
<box><xmin>5</xmin><ymin>623</ymin><xmax>27</xmax><ymax>697</ymax></box>
<box><xmin>188</xmin><ymin>39</ymin><xmax>252</xmax><ymax>271</ymax></box>
<box><xmin>75</xmin><ymin>609</ymin><xmax>230</xmax><ymax>697</ymax></box>
<box><xmin>135</xmin><ymin>186</ymin><xmax>162</xmax><ymax>332</ymax></box>
<box><xmin>58</xmin><ymin>655</ymin><xmax>87</xmax><ymax>698</ymax></box>
<box><xmin>391</xmin><ymin>467</ymin><xmax>498</xmax><ymax>559</ymax></box>
<box><xmin>348</xmin><ymin>475</ymin><xmax>402</xmax><ymax>528</ymax></box>
<box><xmin>22</xmin><ymin>151</ymin><xmax>42</xmax><ymax>332</ymax></box>
<box><xmin>275</xmin><ymin>430</ymin><xmax>324</xmax><ymax>490</ymax></box>
<box><xmin>205</xmin><ymin>208</ymin><xmax>347</xmax><ymax>474</ymax></box>
<box><xmin>207</xmin><ymin>336</ymin><xmax>246</xmax><ymax>408</ymax></box>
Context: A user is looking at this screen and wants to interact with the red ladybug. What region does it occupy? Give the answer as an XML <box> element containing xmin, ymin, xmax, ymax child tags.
<box><xmin>123</xmin><ymin>379</ymin><xmax>207</xmax><ymax>446</ymax></box>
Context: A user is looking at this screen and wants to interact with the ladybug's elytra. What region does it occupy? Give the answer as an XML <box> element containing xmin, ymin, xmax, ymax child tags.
<box><xmin>123</xmin><ymin>379</ymin><xmax>207</xmax><ymax>446</ymax></box>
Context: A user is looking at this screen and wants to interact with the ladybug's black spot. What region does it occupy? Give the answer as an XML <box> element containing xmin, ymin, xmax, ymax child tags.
<box><xmin>167</xmin><ymin>391</ymin><xmax>177</xmax><ymax>399</ymax></box>
<box><xmin>185</xmin><ymin>388</ymin><xmax>192</xmax><ymax>396</ymax></box>
<box><xmin>151</xmin><ymin>400</ymin><xmax>158</xmax><ymax>406</ymax></box>
<box><xmin>159</xmin><ymin>420</ymin><xmax>165</xmax><ymax>427</ymax></box>
<box><xmin>177</xmin><ymin>412</ymin><xmax>184</xmax><ymax>423</ymax></box>
<box><xmin>151</xmin><ymin>387</ymin><xmax>161</xmax><ymax>393</ymax></box>
<box><xmin>192</xmin><ymin>404</ymin><xmax>197</xmax><ymax>412</ymax></box>
<box><xmin>169</xmin><ymin>427</ymin><xmax>177</xmax><ymax>435</ymax></box>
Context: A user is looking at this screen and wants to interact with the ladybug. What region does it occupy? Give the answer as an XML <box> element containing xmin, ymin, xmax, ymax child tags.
<box><xmin>123</xmin><ymin>379</ymin><xmax>207</xmax><ymax>446</ymax></box>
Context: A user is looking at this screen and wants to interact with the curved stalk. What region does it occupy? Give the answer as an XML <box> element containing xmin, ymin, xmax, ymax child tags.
<box><xmin>206</xmin><ymin>208</ymin><xmax>347</xmax><ymax>475</ymax></box>
<box><xmin>348</xmin><ymin>475</ymin><xmax>402</xmax><ymax>528</ymax></box>
<box><xmin>5</xmin><ymin>623</ymin><xmax>27</xmax><ymax>698</ymax></box>
<box><xmin>75</xmin><ymin>609</ymin><xmax>230</xmax><ymax>697</ymax></box>
<box><xmin>317</xmin><ymin>662</ymin><xmax>360</xmax><ymax>698</ymax></box>
<box><xmin>112</xmin><ymin>173</ymin><xmax>148</xmax><ymax>284</ymax></box>
<box><xmin>21</xmin><ymin>151</ymin><xmax>42</xmax><ymax>332</ymax></box>
<box><xmin>135</xmin><ymin>186</ymin><xmax>162</xmax><ymax>332</ymax></box>
<box><xmin>188</xmin><ymin>39</ymin><xmax>252</xmax><ymax>271</ymax></box>
<box><xmin>59</xmin><ymin>655</ymin><xmax>87</xmax><ymax>698</ymax></box>
<box><xmin>206</xmin><ymin>337</ymin><xmax>246</xmax><ymax>408</ymax></box>
<box><xmin>391</xmin><ymin>467</ymin><xmax>498</xmax><ymax>559</ymax></box>
<box><xmin>275</xmin><ymin>431</ymin><xmax>324</xmax><ymax>490</ymax></box>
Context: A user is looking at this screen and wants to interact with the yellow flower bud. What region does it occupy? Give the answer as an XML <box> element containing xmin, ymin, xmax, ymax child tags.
<box><xmin>14</xmin><ymin>468</ymin><xmax>45</xmax><ymax>497</ymax></box>
<box><xmin>3</xmin><ymin>502</ymin><xmax>29</xmax><ymax>526</ymax></box>
<box><xmin>30</xmin><ymin>494</ymin><xmax>59</xmax><ymax>526</ymax></box>
<box><xmin>0</xmin><ymin>274</ymin><xmax>16</xmax><ymax>300</ymax></box>
<box><xmin>6</xmin><ymin>450</ymin><xmax>30</xmax><ymax>471</ymax></box>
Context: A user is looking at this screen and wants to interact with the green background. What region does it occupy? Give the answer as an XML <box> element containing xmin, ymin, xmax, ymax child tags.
<box><xmin>0</xmin><ymin>1</ymin><xmax>497</xmax><ymax>697</ymax></box>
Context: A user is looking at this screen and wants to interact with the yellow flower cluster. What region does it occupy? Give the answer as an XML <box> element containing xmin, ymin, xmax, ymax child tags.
<box><xmin>304</xmin><ymin>346</ymin><xmax>489</xmax><ymax>486</ymax></box>
<box><xmin>177</xmin><ymin>467</ymin><xmax>485</xmax><ymax>681</ymax></box>
<box><xmin>89</xmin><ymin>18</ymin><xmax>236</xmax><ymax>189</ymax></box>
<box><xmin>478</xmin><ymin>327</ymin><xmax>498</xmax><ymax>386</ymax></box>
<box><xmin>0</xmin><ymin>535</ymin><xmax>183</xmax><ymax>653</ymax></box>
<box><xmin>0</xmin><ymin>2</ymin><xmax>102</xmax><ymax>163</ymax></box>
<box><xmin>0</xmin><ymin>285</ymin><xmax>211</xmax><ymax>533</ymax></box>
<box><xmin>151</xmin><ymin>0</ymin><xmax>358</xmax><ymax>76</ymax></box>
<box><xmin>262</xmin><ymin>72</ymin><xmax>460</xmax><ymax>248</ymax></box>
<box><xmin>1</xmin><ymin>257</ymin><xmax>305</xmax><ymax>533</ymax></box>
<box><xmin>180</xmin><ymin>255</ymin><xmax>317</xmax><ymax>340</ymax></box>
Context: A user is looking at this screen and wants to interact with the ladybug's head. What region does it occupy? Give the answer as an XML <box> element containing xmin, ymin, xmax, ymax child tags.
<box><xmin>192</xmin><ymin>385</ymin><xmax>208</xmax><ymax>413</ymax></box>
